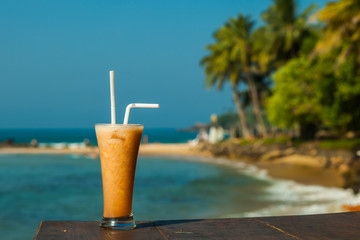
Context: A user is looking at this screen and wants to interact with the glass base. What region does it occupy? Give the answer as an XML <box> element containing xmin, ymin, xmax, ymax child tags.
<box><xmin>99</xmin><ymin>214</ymin><xmax>136</xmax><ymax>230</ymax></box>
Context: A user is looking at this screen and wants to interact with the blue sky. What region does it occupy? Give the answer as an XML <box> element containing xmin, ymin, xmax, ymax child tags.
<box><xmin>0</xmin><ymin>0</ymin><xmax>329</xmax><ymax>128</ymax></box>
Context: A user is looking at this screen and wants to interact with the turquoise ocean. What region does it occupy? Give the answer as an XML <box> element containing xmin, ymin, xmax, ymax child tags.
<box><xmin>1</xmin><ymin>128</ymin><xmax>360</xmax><ymax>240</ymax></box>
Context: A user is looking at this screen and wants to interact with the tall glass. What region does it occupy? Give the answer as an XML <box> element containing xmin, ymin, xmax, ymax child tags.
<box><xmin>95</xmin><ymin>124</ymin><xmax>143</xmax><ymax>230</ymax></box>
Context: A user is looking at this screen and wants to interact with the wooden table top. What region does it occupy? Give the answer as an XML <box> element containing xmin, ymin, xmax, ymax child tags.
<box><xmin>33</xmin><ymin>211</ymin><xmax>360</xmax><ymax>240</ymax></box>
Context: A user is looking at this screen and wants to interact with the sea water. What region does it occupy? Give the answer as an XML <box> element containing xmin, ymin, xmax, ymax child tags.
<box><xmin>1</xmin><ymin>154</ymin><xmax>360</xmax><ymax>240</ymax></box>
<box><xmin>1</xmin><ymin>129</ymin><xmax>360</xmax><ymax>239</ymax></box>
<box><xmin>0</xmin><ymin>128</ymin><xmax>197</xmax><ymax>145</ymax></box>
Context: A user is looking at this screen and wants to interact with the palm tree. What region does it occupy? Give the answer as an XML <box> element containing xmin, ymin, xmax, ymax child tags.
<box><xmin>259</xmin><ymin>0</ymin><xmax>317</xmax><ymax>68</ymax></box>
<box><xmin>201</xmin><ymin>35</ymin><xmax>251</xmax><ymax>138</ymax></box>
<box><xmin>311</xmin><ymin>0</ymin><xmax>360</xmax><ymax>66</ymax></box>
<box><xmin>201</xmin><ymin>14</ymin><xmax>271</xmax><ymax>138</ymax></box>
<box><xmin>219</xmin><ymin>15</ymin><xmax>268</xmax><ymax>137</ymax></box>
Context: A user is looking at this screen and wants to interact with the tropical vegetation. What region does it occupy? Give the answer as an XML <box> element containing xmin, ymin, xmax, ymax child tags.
<box><xmin>201</xmin><ymin>0</ymin><xmax>360</xmax><ymax>140</ymax></box>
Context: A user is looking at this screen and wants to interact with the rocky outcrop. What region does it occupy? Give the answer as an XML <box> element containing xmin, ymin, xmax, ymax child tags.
<box><xmin>198</xmin><ymin>140</ymin><xmax>360</xmax><ymax>193</ymax></box>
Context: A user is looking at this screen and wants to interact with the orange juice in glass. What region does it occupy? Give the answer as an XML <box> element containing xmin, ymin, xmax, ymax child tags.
<box><xmin>95</xmin><ymin>124</ymin><xmax>143</xmax><ymax>230</ymax></box>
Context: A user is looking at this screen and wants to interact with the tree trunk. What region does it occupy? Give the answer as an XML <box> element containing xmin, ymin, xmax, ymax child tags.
<box><xmin>231</xmin><ymin>83</ymin><xmax>250</xmax><ymax>139</ymax></box>
<box><xmin>246</xmin><ymin>73</ymin><xmax>268</xmax><ymax>138</ymax></box>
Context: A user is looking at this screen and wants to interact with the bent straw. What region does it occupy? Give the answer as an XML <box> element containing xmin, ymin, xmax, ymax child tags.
<box><xmin>123</xmin><ymin>103</ymin><xmax>160</xmax><ymax>124</ymax></box>
<box><xmin>110</xmin><ymin>71</ymin><xmax>116</xmax><ymax>124</ymax></box>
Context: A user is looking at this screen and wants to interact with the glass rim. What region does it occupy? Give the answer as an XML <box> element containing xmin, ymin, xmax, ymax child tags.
<box><xmin>95</xmin><ymin>123</ymin><xmax>143</xmax><ymax>127</ymax></box>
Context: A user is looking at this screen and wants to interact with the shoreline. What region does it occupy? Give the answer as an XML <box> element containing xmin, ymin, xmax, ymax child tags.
<box><xmin>0</xmin><ymin>143</ymin><xmax>345</xmax><ymax>188</ymax></box>
<box><xmin>254</xmin><ymin>160</ymin><xmax>344</xmax><ymax>188</ymax></box>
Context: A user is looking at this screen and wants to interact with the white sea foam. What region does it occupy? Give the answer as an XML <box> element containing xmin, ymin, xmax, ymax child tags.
<box><xmin>165</xmin><ymin>155</ymin><xmax>360</xmax><ymax>217</ymax></box>
<box><xmin>224</xmin><ymin>177</ymin><xmax>360</xmax><ymax>218</ymax></box>
<box><xmin>38</xmin><ymin>142</ymin><xmax>87</xmax><ymax>149</ymax></box>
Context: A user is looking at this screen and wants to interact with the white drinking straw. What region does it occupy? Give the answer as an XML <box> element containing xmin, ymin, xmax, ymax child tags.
<box><xmin>110</xmin><ymin>71</ymin><xmax>116</xmax><ymax>124</ymax></box>
<box><xmin>123</xmin><ymin>103</ymin><xmax>160</xmax><ymax>124</ymax></box>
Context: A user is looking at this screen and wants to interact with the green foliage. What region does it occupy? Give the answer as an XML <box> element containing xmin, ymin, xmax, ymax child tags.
<box><xmin>216</xmin><ymin>109</ymin><xmax>271</xmax><ymax>131</ymax></box>
<box><xmin>258</xmin><ymin>0</ymin><xmax>318</xmax><ymax>68</ymax></box>
<box><xmin>313</xmin><ymin>0</ymin><xmax>360</xmax><ymax>66</ymax></box>
<box><xmin>265</xmin><ymin>0</ymin><xmax>360</xmax><ymax>137</ymax></box>
<box><xmin>298</xmin><ymin>27</ymin><xmax>321</xmax><ymax>56</ymax></box>
<box><xmin>238</xmin><ymin>139</ymin><xmax>254</xmax><ymax>146</ymax></box>
<box><xmin>266</xmin><ymin>54</ymin><xmax>360</xmax><ymax>135</ymax></box>
<box><xmin>292</xmin><ymin>138</ymin><xmax>307</xmax><ymax>147</ymax></box>
<box><xmin>201</xmin><ymin>0</ymin><xmax>360</xmax><ymax>139</ymax></box>
<box><xmin>319</xmin><ymin>139</ymin><xmax>360</xmax><ymax>151</ymax></box>
<box><xmin>201</xmin><ymin>14</ymin><xmax>255</xmax><ymax>89</ymax></box>
<box><xmin>266</xmin><ymin>57</ymin><xmax>322</xmax><ymax>129</ymax></box>
<box><xmin>217</xmin><ymin>111</ymin><xmax>239</xmax><ymax>129</ymax></box>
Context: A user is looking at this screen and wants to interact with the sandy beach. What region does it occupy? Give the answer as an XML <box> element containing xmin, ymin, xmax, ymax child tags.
<box><xmin>139</xmin><ymin>143</ymin><xmax>212</xmax><ymax>157</ymax></box>
<box><xmin>140</xmin><ymin>143</ymin><xmax>345</xmax><ymax>188</ymax></box>
<box><xmin>0</xmin><ymin>146</ymin><xmax>99</xmax><ymax>156</ymax></box>
<box><xmin>0</xmin><ymin>143</ymin><xmax>344</xmax><ymax>188</ymax></box>
<box><xmin>0</xmin><ymin>143</ymin><xmax>205</xmax><ymax>157</ymax></box>
<box><xmin>255</xmin><ymin>160</ymin><xmax>344</xmax><ymax>187</ymax></box>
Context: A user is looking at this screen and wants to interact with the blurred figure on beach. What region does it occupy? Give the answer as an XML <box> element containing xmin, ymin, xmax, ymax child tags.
<box><xmin>30</xmin><ymin>139</ymin><xmax>38</xmax><ymax>148</ymax></box>
<box><xmin>190</xmin><ymin>114</ymin><xmax>225</xmax><ymax>145</ymax></box>
<box><xmin>209</xmin><ymin>114</ymin><xmax>224</xmax><ymax>143</ymax></box>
